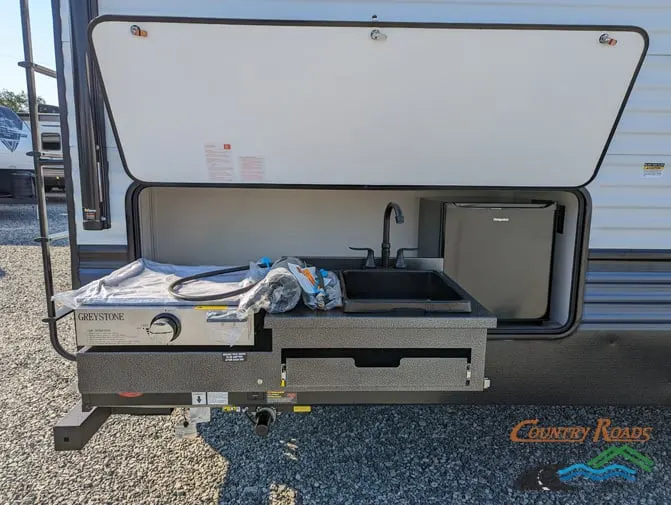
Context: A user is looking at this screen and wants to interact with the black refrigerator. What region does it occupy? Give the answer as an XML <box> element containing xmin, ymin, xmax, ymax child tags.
<box><xmin>418</xmin><ymin>201</ymin><xmax>558</xmax><ymax>321</ymax></box>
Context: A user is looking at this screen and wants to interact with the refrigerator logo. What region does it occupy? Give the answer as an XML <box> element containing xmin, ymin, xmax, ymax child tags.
<box><xmin>492</xmin><ymin>217</ymin><xmax>510</xmax><ymax>222</ymax></box>
<box><xmin>77</xmin><ymin>312</ymin><xmax>126</xmax><ymax>321</ymax></box>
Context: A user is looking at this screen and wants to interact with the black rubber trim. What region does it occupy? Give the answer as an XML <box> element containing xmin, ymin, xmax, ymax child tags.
<box><xmin>88</xmin><ymin>16</ymin><xmax>648</xmax><ymax>189</ymax></box>
<box><xmin>124</xmin><ymin>183</ymin><xmax>143</xmax><ymax>262</ymax></box>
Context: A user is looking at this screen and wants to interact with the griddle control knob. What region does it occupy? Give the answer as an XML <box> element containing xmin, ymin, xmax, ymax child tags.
<box><xmin>148</xmin><ymin>313</ymin><xmax>181</xmax><ymax>343</ymax></box>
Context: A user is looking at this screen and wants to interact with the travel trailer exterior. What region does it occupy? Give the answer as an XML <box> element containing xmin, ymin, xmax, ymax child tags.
<box><xmin>29</xmin><ymin>0</ymin><xmax>670</xmax><ymax>449</ymax></box>
<box><xmin>0</xmin><ymin>106</ymin><xmax>64</xmax><ymax>203</ymax></box>
<box><xmin>17</xmin><ymin>111</ymin><xmax>66</xmax><ymax>192</ymax></box>
<box><xmin>0</xmin><ymin>105</ymin><xmax>32</xmax><ymax>203</ymax></box>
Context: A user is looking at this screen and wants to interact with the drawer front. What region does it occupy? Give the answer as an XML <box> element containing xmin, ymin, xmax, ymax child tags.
<box><xmin>286</xmin><ymin>357</ymin><xmax>470</xmax><ymax>391</ymax></box>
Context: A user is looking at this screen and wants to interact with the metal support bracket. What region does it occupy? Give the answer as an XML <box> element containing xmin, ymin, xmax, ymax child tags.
<box><xmin>42</xmin><ymin>306</ymin><xmax>74</xmax><ymax>324</ymax></box>
<box><xmin>53</xmin><ymin>402</ymin><xmax>172</xmax><ymax>451</ymax></box>
<box><xmin>53</xmin><ymin>402</ymin><xmax>110</xmax><ymax>451</ymax></box>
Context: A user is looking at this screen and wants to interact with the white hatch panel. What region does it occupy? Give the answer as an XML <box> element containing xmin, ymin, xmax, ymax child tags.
<box><xmin>90</xmin><ymin>19</ymin><xmax>646</xmax><ymax>187</ymax></box>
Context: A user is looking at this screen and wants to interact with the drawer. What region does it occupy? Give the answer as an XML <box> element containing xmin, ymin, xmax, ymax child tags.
<box><xmin>285</xmin><ymin>357</ymin><xmax>470</xmax><ymax>391</ymax></box>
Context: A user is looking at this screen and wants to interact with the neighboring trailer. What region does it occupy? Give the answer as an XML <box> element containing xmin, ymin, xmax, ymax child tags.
<box><xmin>17</xmin><ymin>111</ymin><xmax>66</xmax><ymax>192</ymax></box>
<box><xmin>0</xmin><ymin>107</ymin><xmax>64</xmax><ymax>203</ymax></box>
<box><xmin>41</xmin><ymin>0</ymin><xmax>671</xmax><ymax>449</ymax></box>
<box><xmin>0</xmin><ymin>105</ymin><xmax>35</xmax><ymax>203</ymax></box>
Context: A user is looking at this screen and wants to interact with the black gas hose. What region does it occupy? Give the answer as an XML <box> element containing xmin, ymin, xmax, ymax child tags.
<box><xmin>167</xmin><ymin>264</ymin><xmax>260</xmax><ymax>302</ymax></box>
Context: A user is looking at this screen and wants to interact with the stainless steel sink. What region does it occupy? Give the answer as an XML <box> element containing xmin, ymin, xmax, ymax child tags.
<box><xmin>339</xmin><ymin>269</ymin><xmax>472</xmax><ymax>314</ymax></box>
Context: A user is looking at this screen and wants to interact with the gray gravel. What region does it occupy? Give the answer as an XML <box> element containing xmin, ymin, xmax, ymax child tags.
<box><xmin>0</xmin><ymin>193</ymin><xmax>69</xmax><ymax>246</ymax></box>
<box><xmin>1</xmin><ymin>200</ymin><xmax>670</xmax><ymax>505</ymax></box>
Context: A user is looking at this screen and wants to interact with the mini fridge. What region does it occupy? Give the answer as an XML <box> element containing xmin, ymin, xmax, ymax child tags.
<box><xmin>418</xmin><ymin>201</ymin><xmax>558</xmax><ymax>321</ymax></box>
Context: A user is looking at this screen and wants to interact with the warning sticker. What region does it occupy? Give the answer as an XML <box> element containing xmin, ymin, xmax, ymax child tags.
<box><xmin>208</xmin><ymin>321</ymin><xmax>247</xmax><ymax>345</ymax></box>
<box><xmin>207</xmin><ymin>392</ymin><xmax>229</xmax><ymax>405</ymax></box>
<box><xmin>191</xmin><ymin>392</ymin><xmax>207</xmax><ymax>405</ymax></box>
<box><xmin>643</xmin><ymin>162</ymin><xmax>664</xmax><ymax>177</ymax></box>
<box><xmin>222</xmin><ymin>352</ymin><xmax>247</xmax><ymax>362</ymax></box>
<box><xmin>194</xmin><ymin>305</ymin><xmax>229</xmax><ymax>311</ymax></box>
<box><xmin>189</xmin><ymin>407</ymin><xmax>211</xmax><ymax>423</ymax></box>
<box><xmin>239</xmin><ymin>156</ymin><xmax>265</xmax><ymax>182</ymax></box>
<box><xmin>267</xmin><ymin>391</ymin><xmax>297</xmax><ymax>404</ymax></box>
<box><xmin>204</xmin><ymin>143</ymin><xmax>235</xmax><ymax>182</ymax></box>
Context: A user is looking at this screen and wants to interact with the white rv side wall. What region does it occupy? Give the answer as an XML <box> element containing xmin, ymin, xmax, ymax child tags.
<box><xmin>593</xmin><ymin>55</ymin><xmax>671</xmax><ymax>250</ymax></box>
<box><xmin>60</xmin><ymin>0</ymin><xmax>671</xmax><ymax>249</ymax></box>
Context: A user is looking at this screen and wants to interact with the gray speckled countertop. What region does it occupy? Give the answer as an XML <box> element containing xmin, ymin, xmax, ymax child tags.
<box><xmin>265</xmin><ymin>303</ymin><xmax>496</xmax><ymax>330</ymax></box>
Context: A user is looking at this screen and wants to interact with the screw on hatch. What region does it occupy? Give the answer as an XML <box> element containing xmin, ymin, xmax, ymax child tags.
<box><xmin>599</xmin><ymin>33</ymin><xmax>617</xmax><ymax>46</ymax></box>
<box><xmin>370</xmin><ymin>29</ymin><xmax>387</xmax><ymax>41</ymax></box>
<box><xmin>130</xmin><ymin>25</ymin><xmax>148</xmax><ymax>37</ymax></box>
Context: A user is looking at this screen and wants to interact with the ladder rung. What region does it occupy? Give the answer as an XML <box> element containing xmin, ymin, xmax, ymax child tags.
<box><xmin>47</xmin><ymin>231</ymin><xmax>69</xmax><ymax>241</ymax></box>
<box><xmin>43</xmin><ymin>306</ymin><xmax>74</xmax><ymax>323</ymax></box>
<box><xmin>17</xmin><ymin>61</ymin><xmax>57</xmax><ymax>78</ymax></box>
<box><xmin>35</xmin><ymin>231</ymin><xmax>69</xmax><ymax>243</ymax></box>
<box><xmin>27</xmin><ymin>151</ymin><xmax>64</xmax><ymax>165</ymax></box>
<box><xmin>39</xmin><ymin>158</ymin><xmax>64</xmax><ymax>165</ymax></box>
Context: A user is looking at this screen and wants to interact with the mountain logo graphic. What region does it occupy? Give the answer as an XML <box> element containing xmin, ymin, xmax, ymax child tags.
<box><xmin>587</xmin><ymin>445</ymin><xmax>654</xmax><ymax>472</ymax></box>
<box><xmin>516</xmin><ymin>446</ymin><xmax>654</xmax><ymax>491</ymax></box>
<box><xmin>559</xmin><ymin>463</ymin><xmax>637</xmax><ymax>482</ymax></box>
<box><xmin>559</xmin><ymin>446</ymin><xmax>653</xmax><ymax>483</ymax></box>
<box><xmin>0</xmin><ymin>106</ymin><xmax>29</xmax><ymax>153</ymax></box>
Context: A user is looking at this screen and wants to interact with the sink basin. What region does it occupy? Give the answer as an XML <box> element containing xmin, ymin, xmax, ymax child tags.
<box><xmin>339</xmin><ymin>269</ymin><xmax>472</xmax><ymax>314</ymax></box>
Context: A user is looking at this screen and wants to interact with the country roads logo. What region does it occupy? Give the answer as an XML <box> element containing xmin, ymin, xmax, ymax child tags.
<box><xmin>511</xmin><ymin>418</ymin><xmax>655</xmax><ymax>492</ymax></box>
<box><xmin>510</xmin><ymin>418</ymin><xmax>652</xmax><ymax>443</ymax></box>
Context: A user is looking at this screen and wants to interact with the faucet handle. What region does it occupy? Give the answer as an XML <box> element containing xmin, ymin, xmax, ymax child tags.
<box><xmin>349</xmin><ymin>247</ymin><xmax>376</xmax><ymax>269</ymax></box>
<box><xmin>394</xmin><ymin>247</ymin><xmax>418</xmax><ymax>269</ymax></box>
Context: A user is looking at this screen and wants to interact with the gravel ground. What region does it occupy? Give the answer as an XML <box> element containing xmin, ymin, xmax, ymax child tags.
<box><xmin>0</xmin><ymin>200</ymin><xmax>670</xmax><ymax>505</ymax></box>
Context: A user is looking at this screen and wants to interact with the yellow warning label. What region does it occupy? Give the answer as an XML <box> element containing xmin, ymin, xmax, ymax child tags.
<box><xmin>222</xmin><ymin>405</ymin><xmax>240</xmax><ymax>413</ymax></box>
<box><xmin>194</xmin><ymin>305</ymin><xmax>229</xmax><ymax>310</ymax></box>
<box><xmin>293</xmin><ymin>405</ymin><xmax>312</xmax><ymax>413</ymax></box>
<box><xmin>267</xmin><ymin>391</ymin><xmax>297</xmax><ymax>404</ymax></box>
<box><xmin>643</xmin><ymin>162</ymin><xmax>665</xmax><ymax>178</ymax></box>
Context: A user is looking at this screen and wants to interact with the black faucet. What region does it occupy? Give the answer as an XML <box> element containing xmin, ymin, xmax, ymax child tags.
<box><xmin>382</xmin><ymin>202</ymin><xmax>404</xmax><ymax>268</ymax></box>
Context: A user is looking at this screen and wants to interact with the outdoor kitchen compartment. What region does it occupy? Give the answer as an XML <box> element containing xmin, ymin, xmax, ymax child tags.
<box><xmin>70</xmin><ymin>19</ymin><xmax>646</xmax><ymax>419</ymax></box>
<box><xmin>419</xmin><ymin>201</ymin><xmax>558</xmax><ymax>320</ymax></box>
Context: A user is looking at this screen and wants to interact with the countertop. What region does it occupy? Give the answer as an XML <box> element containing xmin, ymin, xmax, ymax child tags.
<box><xmin>265</xmin><ymin>305</ymin><xmax>496</xmax><ymax>329</ymax></box>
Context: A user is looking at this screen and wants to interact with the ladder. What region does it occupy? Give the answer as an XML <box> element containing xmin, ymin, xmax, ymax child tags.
<box><xmin>19</xmin><ymin>0</ymin><xmax>75</xmax><ymax>361</ymax></box>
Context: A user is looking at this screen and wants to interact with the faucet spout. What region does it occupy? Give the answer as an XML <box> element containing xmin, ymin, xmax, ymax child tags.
<box><xmin>382</xmin><ymin>202</ymin><xmax>404</xmax><ymax>268</ymax></box>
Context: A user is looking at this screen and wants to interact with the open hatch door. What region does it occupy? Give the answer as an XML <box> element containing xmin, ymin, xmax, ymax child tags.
<box><xmin>90</xmin><ymin>18</ymin><xmax>646</xmax><ymax>188</ymax></box>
